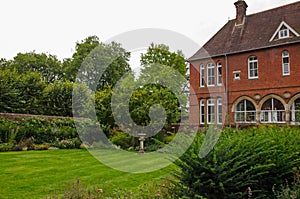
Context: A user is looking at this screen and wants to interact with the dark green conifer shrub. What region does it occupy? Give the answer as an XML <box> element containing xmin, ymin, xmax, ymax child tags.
<box><xmin>173</xmin><ymin>126</ymin><xmax>300</xmax><ymax>199</ymax></box>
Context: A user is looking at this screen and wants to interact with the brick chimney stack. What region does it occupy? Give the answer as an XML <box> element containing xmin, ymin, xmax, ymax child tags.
<box><xmin>234</xmin><ymin>0</ymin><xmax>248</xmax><ymax>25</ymax></box>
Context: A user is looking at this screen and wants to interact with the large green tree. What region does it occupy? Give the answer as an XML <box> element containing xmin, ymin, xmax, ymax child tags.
<box><xmin>65</xmin><ymin>36</ymin><xmax>131</xmax><ymax>91</ymax></box>
<box><xmin>140</xmin><ymin>43</ymin><xmax>187</xmax><ymax>77</ymax></box>
<box><xmin>128</xmin><ymin>43</ymin><xmax>188</xmax><ymax>129</ymax></box>
<box><xmin>10</xmin><ymin>52</ymin><xmax>63</xmax><ymax>83</ymax></box>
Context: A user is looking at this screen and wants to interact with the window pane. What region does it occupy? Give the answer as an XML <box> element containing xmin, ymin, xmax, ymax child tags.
<box><xmin>249</xmin><ymin>57</ymin><xmax>258</xmax><ymax>78</ymax></box>
<box><xmin>207</xmin><ymin>99</ymin><xmax>215</xmax><ymax>123</ymax></box>
<box><xmin>236</xmin><ymin>101</ymin><xmax>245</xmax><ymax>111</ymax></box>
<box><xmin>246</xmin><ymin>100</ymin><xmax>255</xmax><ymax>111</ymax></box>
<box><xmin>207</xmin><ymin>63</ymin><xmax>215</xmax><ymax>86</ymax></box>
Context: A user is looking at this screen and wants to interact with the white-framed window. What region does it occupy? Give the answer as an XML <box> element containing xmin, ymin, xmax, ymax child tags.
<box><xmin>233</xmin><ymin>71</ymin><xmax>241</xmax><ymax>80</ymax></box>
<box><xmin>290</xmin><ymin>98</ymin><xmax>300</xmax><ymax>124</ymax></box>
<box><xmin>248</xmin><ymin>56</ymin><xmax>258</xmax><ymax>79</ymax></box>
<box><xmin>235</xmin><ymin>100</ymin><xmax>256</xmax><ymax>123</ymax></box>
<box><xmin>217</xmin><ymin>98</ymin><xmax>222</xmax><ymax>124</ymax></box>
<box><xmin>260</xmin><ymin>98</ymin><xmax>285</xmax><ymax>123</ymax></box>
<box><xmin>282</xmin><ymin>51</ymin><xmax>290</xmax><ymax>76</ymax></box>
<box><xmin>200</xmin><ymin>99</ymin><xmax>205</xmax><ymax>124</ymax></box>
<box><xmin>207</xmin><ymin>99</ymin><xmax>215</xmax><ymax>124</ymax></box>
<box><xmin>217</xmin><ymin>62</ymin><xmax>222</xmax><ymax>86</ymax></box>
<box><xmin>279</xmin><ymin>29</ymin><xmax>289</xmax><ymax>39</ymax></box>
<box><xmin>207</xmin><ymin>63</ymin><xmax>215</xmax><ymax>86</ymax></box>
<box><xmin>200</xmin><ymin>64</ymin><xmax>205</xmax><ymax>87</ymax></box>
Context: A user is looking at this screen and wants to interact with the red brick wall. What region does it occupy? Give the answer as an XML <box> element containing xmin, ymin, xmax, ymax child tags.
<box><xmin>189</xmin><ymin>43</ymin><xmax>300</xmax><ymax>125</ymax></box>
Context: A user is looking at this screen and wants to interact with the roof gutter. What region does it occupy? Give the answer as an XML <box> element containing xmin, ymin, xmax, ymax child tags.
<box><xmin>187</xmin><ymin>40</ymin><xmax>300</xmax><ymax>62</ymax></box>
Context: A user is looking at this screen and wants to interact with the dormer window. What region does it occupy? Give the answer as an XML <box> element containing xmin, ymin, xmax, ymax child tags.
<box><xmin>270</xmin><ymin>21</ymin><xmax>300</xmax><ymax>42</ymax></box>
<box><xmin>279</xmin><ymin>28</ymin><xmax>289</xmax><ymax>39</ymax></box>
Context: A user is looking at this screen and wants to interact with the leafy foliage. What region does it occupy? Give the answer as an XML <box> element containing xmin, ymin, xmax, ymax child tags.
<box><xmin>0</xmin><ymin>117</ymin><xmax>81</xmax><ymax>150</ymax></box>
<box><xmin>173</xmin><ymin>126</ymin><xmax>300</xmax><ymax>199</ymax></box>
<box><xmin>140</xmin><ymin>43</ymin><xmax>187</xmax><ymax>77</ymax></box>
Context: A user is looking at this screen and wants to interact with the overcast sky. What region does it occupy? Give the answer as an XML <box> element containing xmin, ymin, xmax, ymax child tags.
<box><xmin>0</xmin><ymin>0</ymin><xmax>298</xmax><ymax>60</ymax></box>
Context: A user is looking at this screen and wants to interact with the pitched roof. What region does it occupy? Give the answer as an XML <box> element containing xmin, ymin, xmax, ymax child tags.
<box><xmin>189</xmin><ymin>1</ymin><xmax>300</xmax><ymax>61</ymax></box>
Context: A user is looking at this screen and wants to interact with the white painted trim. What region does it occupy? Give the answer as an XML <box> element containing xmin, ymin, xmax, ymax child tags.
<box><xmin>269</xmin><ymin>21</ymin><xmax>300</xmax><ymax>42</ymax></box>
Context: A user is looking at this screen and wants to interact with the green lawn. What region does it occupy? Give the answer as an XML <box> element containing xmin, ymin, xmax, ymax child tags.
<box><xmin>0</xmin><ymin>150</ymin><xmax>174</xmax><ymax>199</ymax></box>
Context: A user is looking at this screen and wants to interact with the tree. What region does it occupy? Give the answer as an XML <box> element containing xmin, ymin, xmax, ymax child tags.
<box><xmin>123</xmin><ymin>43</ymin><xmax>189</xmax><ymax>130</ymax></box>
<box><xmin>66</xmin><ymin>36</ymin><xmax>131</xmax><ymax>91</ymax></box>
<box><xmin>140</xmin><ymin>43</ymin><xmax>187</xmax><ymax>77</ymax></box>
<box><xmin>65</xmin><ymin>36</ymin><xmax>100</xmax><ymax>82</ymax></box>
<box><xmin>94</xmin><ymin>86</ymin><xmax>114</xmax><ymax>137</ymax></box>
<box><xmin>10</xmin><ymin>52</ymin><xmax>64</xmax><ymax>83</ymax></box>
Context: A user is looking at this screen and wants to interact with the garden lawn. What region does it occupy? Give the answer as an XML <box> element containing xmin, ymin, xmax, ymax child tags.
<box><xmin>0</xmin><ymin>149</ymin><xmax>174</xmax><ymax>199</ymax></box>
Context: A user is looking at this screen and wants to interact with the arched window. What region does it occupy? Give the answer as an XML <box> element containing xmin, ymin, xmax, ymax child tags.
<box><xmin>235</xmin><ymin>100</ymin><xmax>256</xmax><ymax>123</ymax></box>
<box><xmin>248</xmin><ymin>56</ymin><xmax>258</xmax><ymax>79</ymax></box>
<box><xmin>290</xmin><ymin>98</ymin><xmax>300</xmax><ymax>124</ymax></box>
<box><xmin>260</xmin><ymin>98</ymin><xmax>285</xmax><ymax>123</ymax></box>
<box><xmin>217</xmin><ymin>62</ymin><xmax>222</xmax><ymax>86</ymax></box>
<box><xmin>282</xmin><ymin>51</ymin><xmax>290</xmax><ymax>76</ymax></box>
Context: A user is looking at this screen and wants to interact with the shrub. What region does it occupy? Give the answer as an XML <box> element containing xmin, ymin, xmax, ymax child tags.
<box><xmin>13</xmin><ymin>137</ymin><xmax>35</xmax><ymax>151</ymax></box>
<box><xmin>0</xmin><ymin>118</ymin><xmax>17</xmax><ymax>143</ymax></box>
<box><xmin>172</xmin><ymin>126</ymin><xmax>300</xmax><ymax>199</ymax></box>
<box><xmin>274</xmin><ymin>167</ymin><xmax>300</xmax><ymax>199</ymax></box>
<box><xmin>110</xmin><ymin>133</ymin><xmax>134</xmax><ymax>150</ymax></box>
<box><xmin>33</xmin><ymin>144</ymin><xmax>50</xmax><ymax>150</ymax></box>
<box><xmin>0</xmin><ymin>143</ymin><xmax>14</xmax><ymax>152</ymax></box>
<box><xmin>0</xmin><ymin>117</ymin><xmax>81</xmax><ymax>151</ymax></box>
<box><xmin>52</xmin><ymin>138</ymin><xmax>82</xmax><ymax>149</ymax></box>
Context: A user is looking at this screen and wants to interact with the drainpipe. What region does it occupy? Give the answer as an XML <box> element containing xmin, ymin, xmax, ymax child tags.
<box><xmin>225</xmin><ymin>54</ymin><xmax>229</xmax><ymax>125</ymax></box>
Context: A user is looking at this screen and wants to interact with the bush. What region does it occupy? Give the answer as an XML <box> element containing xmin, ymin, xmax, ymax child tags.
<box><xmin>52</xmin><ymin>138</ymin><xmax>82</xmax><ymax>149</ymax></box>
<box><xmin>274</xmin><ymin>167</ymin><xmax>300</xmax><ymax>199</ymax></box>
<box><xmin>0</xmin><ymin>117</ymin><xmax>81</xmax><ymax>151</ymax></box>
<box><xmin>13</xmin><ymin>138</ymin><xmax>35</xmax><ymax>151</ymax></box>
<box><xmin>0</xmin><ymin>118</ymin><xmax>17</xmax><ymax>143</ymax></box>
<box><xmin>110</xmin><ymin>133</ymin><xmax>134</xmax><ymax>150</ymax></box>
<box><xmin>0</xmin><ymin>143</ymin><xmax>14</xmax><ymax>152</ymax></box>
<box><xmin>173</xmin><ymin>126</ymin><xmax>300</xmax><ymax>199</ymax></box>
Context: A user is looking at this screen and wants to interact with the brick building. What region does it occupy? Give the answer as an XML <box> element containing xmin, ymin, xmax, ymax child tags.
<box><xmin>189</xmin><ymin>0</ymin><xmax>300</xmax><ymax>126</ymax></box>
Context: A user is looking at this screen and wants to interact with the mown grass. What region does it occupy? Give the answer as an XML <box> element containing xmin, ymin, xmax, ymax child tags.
<box><xmin>0</xmin><ymin>149</ymin><xmax>174</xmax><ymax>199</ymax></box>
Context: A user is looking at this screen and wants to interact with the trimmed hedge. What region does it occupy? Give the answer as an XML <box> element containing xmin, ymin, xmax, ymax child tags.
<box><xmin>173</xmin><ymin>125</ymin><xmax>300</xmax><ymax>199</ymax></box>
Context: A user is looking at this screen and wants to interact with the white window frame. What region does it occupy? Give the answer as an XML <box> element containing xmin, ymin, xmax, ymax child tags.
<box><xmin>279</xmin><ymin>29</ymin><xmax>289</xmax><ymax>39</ymax></box>
<box><xmin>290</xmin><ymin>99</ymin><xmax>300</xmax><ymax>124</ymax></box>
<box><xmin>233</xmin><ymin>71</ymin><xmax>241</xmax><ymax>80</ymax></box>
<box><xmin>207</xmin><ymin>99</ymin><xmax>215</xmax><ymax>124</ymax></box>
<box><xmin>260</xmin><ymin>98</ymin><xmax>285</xmax><ymax>123</ymax></box>
<box><xmin>248</xmin><ymin>56</ymin><xmax>258</xmax><ymax>79</ymax></box>
<box><xmin>207</xmin><ymin>63</ymin><xmax>215</xmax><ymax>87</ymax></box>
<box><xmin>234</xmin><ymin>100</ymin><xmax>256</xmax><ymax>123</ymax></box>
<box><xmin>200</xmin><ymin>99</ymin><xmax>205</xmax><ymax>124</ymax></box>
<box><xmin>282</xmin><ymin>51</ymin><xmax>290</xmax><ymax>76</ymax></box>
<box><xmin>217</xmin><ymin>62</ymin><xmax>222</xmax><ymax>86</ymax></box>
<box><xmin>200</xmin><ymin>64</ymin><xmax>205</xmax><ymax>87</ymax></box>
<box><xmin>217</xmin><ymin>98</ymin><xmax>222</xmax><ymax>124</ymax></box>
